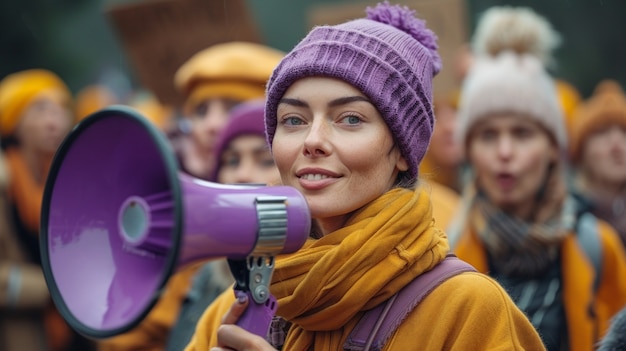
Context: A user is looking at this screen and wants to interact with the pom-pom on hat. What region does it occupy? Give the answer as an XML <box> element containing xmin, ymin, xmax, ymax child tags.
<box><xmin>210</xmin><ymin>99</ymin><xmax>267</xmax><ymax>181</ymax></box>
<box><xmin>456</xmin><ymin>51</ymin><xmax>566</xmax><ymax>150</ymax></box>
<box><xmin>570</xmin><ymin>80</ymin><xmax>626</xmax><ymax>163</ymax></box>
<box><xmin>265</xmin><ymin>1</ymin><xmax>441</xmax><ymax>184</ymax></box>
<box><xmin>471</xmin><ymin>6</ymin><xmax>561</xmax><ymax>68</ymax></box>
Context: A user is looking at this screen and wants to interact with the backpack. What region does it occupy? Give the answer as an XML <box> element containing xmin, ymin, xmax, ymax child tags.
<box><xmin>576</xmin><ymin>211</ymin><xmax>603</xmax><ymax>293</ymax></box>
<box><xmin>343</xmin><ymin>254</ymin><xmax>476</xmax><ymax>351</ymax></box>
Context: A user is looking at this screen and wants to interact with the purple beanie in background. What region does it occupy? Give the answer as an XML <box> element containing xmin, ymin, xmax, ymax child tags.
<box><xmin>265</xmin><ymin>1</ymin><xmax>442</xmax><ymax>183</ymax></box>
<box><xmin>210</xmin><ymin>99</ymin><xmax>266</xmax><ymax>181</ymax></box>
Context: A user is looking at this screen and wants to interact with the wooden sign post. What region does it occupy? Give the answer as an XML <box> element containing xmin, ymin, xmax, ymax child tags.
<box><xmin>106</xmin><ymin>0</ymin><xmax>262</xmax><ymax>107</ymax></box>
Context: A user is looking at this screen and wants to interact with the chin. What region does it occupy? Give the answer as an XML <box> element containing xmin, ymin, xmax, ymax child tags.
<box><xmin>491</xmin><ymin>195</ymin><xmax>521</xmax><ymax>211</ymax></box>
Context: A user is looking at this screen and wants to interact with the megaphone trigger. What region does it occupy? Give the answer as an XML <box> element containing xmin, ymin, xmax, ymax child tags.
<box><xmin>228</xmin><ymin>256</ymin><xmax>278</xmax><ymax>338</ymax></box>
<box><xmin>227</xmin><ymin>194</ymin><xmax>291</xmax><ymax>337</ymax></box>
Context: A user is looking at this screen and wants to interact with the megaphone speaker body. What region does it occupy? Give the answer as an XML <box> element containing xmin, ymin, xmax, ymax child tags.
<box><xmin>40</xmin><ymin>106</ymin><xmax>310</xmax><ymax>338</ymax></box>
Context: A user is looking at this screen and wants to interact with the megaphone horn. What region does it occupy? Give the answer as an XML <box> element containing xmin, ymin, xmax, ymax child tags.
<box><xmin>40</xmin><ymin>106</ymin><xmax>311</xmax><ymax>339</ymax></box>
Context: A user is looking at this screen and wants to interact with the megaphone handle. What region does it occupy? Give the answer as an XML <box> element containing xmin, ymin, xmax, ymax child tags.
<box><xmin>234</xmin><ymin>289</ymin><xmax>278</xmax><ymax>338</ymax></box>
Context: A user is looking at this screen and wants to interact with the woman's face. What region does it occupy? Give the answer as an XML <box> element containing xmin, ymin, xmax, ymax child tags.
<box><xmin>272</xmin><ymin>77</ymin><xmax>407</xmax><ymax>235</ymax></box>
<box><xmin>188</xmin><ymin>98</ymin><xmax>240</xmax><ymax>153</ymax></box>
<box><xmin>16</xmin><ymin>91</ymin><xmax>72</xmax><ymax>156</ymax></box>
<box><xmin>217</xmin><ymin>134</ymin><xmax>281</xmax><ymax>185</ymax></box>
<box><xmin>581</xmin><ymin>124</ymin><xmax>626</xmax><ymax>188</ymax></box>
<box><xmin>468</xmin><ymin>113</ymin><xmax>557</xmax><ymax>213</ymax></box>
<box><xmin>429</xmin><ymin>101</ymin><xmax>461</xmax><ymax>168</ymax></box>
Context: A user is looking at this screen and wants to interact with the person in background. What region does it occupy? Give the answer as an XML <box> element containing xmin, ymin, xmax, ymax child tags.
<box><xmin>0</xmin><ymin>142</ymin><xmax>50</xmax><ymax>351</ymax></box>
<box><xmin>418</xmin><ymin>94</ymin><xmax>462</xmax><ymax>231</ymax></box>
<box><xmin>0</xmin><ymin>69</ymin><xmax>95</xmax><ymax>351</ymax></box>
<box><xmin>469</xmin><ymin>5</ymin><xmax>583</xmax><ymax>151</ymax></box>
<box><xmin>570</xmin><ymin>80</ymin><xmax>626</xmax><ymax>248</ymax></box>
<box><xmin>185</xmin><ymin>2</ymin><xmax>545</xmax><ymax>350</ymax></box>
<box><xmin>74</xmin><ymin>84</ymin><xmax>119</xmax><ymax>121</ymax></box>
<box><xmin>419</xmin><ymin>94</ymin><xmax>463</xmax><ymax>194</ymax></box>
<box><xmin>449</xmin><ymin>50</ymin><xmax>626</xmax><ymax>351</ymax></box>
<box><xmin>172</xmin><ymin>42</ymin><xmax>284</xmax><ymax>180</ymax></box>
<box><xmin>126</xmin><ymin>90</ymin><xmax>176</xmax><ymax>134</ymax></box>
<box><xmin>166</xmin><ymin>99</ymin><xmax>279</xmax><ymax>351</ymax></box>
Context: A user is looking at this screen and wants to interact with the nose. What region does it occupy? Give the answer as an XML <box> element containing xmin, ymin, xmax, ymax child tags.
<box><xmin>43</xmin><ymin>103</ymin><xmax>70</xmax><ymax>132</ymax></box>
<box><xmin>303</xmin><ymin>118</ymin><xmax>331</xmax><ymax>158</ymax></box>
<box><xmin>233</xmin><ymin>158</ymin><xmax>255</xmax><ymax>183</ymax></box>
<box><xmin>202</xmin><ymin>101</ymin><xmax>230</xmax><ymax>136</ymax></box>
<box><xmin>496</xmin><ymin>134</ymin><xmax>514</xmax><ymax>161</ymax></box>
<box><xmin>608</xmin><ymin>127</ymin><xmax>626</xmax><ymax>154</ymax></box>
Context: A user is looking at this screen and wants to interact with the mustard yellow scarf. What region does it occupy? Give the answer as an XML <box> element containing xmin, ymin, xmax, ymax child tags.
<box><xmin>5</xmin><ymin>147</ymin><xmax>48</xmax><ymax>233</ymax></box>
<box><xmin>270</xmin><ymin>188</ymin><xmax>449</xmax><ymax>350</ymax></box>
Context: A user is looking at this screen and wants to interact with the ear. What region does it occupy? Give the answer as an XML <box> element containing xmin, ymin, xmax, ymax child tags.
<box><xmin>396</xmin><ymin>155</ymin><xmax>409</xmax><ymax>172</ymax></box>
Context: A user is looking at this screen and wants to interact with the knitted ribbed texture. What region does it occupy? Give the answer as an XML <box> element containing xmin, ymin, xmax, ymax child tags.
<box><xmin>265</xmin><ymin>2</ymin><xmax>441</xmax><ymax>183</ymax></box>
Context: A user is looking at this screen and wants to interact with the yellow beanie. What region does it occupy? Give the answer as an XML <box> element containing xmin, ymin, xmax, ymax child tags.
<box><xmin>75</xmin><ymin>85</ymin><xmax>118</xmax><ymax>121</ymax></box>
<box><xmin>174</xmin><ymin>42</ymin><xmax>284</xmax><ymax>114</ymax></box>
<box><xmin>127</xmin><ymin>92</ymin><xmax>174</xmax><ymax>131</ymax></box>
<box><xmin>0</xmin><ymin>69</ymin><xmax>71</xmax><ymax>137</ymax></box>
<box><xmin>570</xmin><ymin>80</ymin><xmax>626</xmax><ymax>162</ymax></box>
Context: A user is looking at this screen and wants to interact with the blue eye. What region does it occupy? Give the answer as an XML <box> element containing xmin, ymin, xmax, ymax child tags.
<box><xmin>283</xmin><ymin>116</ymin><xmax>304</xmax><ymax>126</ymax></box>
<box><xmin>341</xmin><ymin>115</ymin><xmax>361</xmax><ymax>125</ymax></box>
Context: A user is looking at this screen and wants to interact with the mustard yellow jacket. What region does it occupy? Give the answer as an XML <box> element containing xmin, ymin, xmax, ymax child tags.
<box><xmin>455</xmin><ymin>220</ymin><xmax>626</xmax><ymax>351</ymax></box>
<box><xmin>185</xmin><ymin>271</ymin><xmax>545</xmax><ymax>350</ymax></box>
<box><xmin>186</xmin><ymin>188</ymin><xmax>545</xmax><ymax>350</ymax></box>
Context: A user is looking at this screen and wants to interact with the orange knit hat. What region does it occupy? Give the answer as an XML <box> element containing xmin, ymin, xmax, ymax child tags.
<box><xmin>0</xmin><ymin>69</ymin><xmax>71</xmax><ymax>137</ymax></box>
<box><xmin>74</xmin><ymin>85</ymin><xmax>118</xmax><ymax>121</ymax></box>
<box><xmin>174</xmin><ymin>42</ymin><xmax>284</xmax><ymax>114</ymax></box>
<box><xmin>570</xmin><ymin>80</ymin><xmax>626</xmax><ymax>163</ymax></box>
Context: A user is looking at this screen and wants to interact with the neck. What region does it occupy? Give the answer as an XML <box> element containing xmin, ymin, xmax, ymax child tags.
<box><xmin>19</xmin><ymin>147</ymin><xmax>52</xmax><ymax>184</ymax></box>
<box><xmin>502</xmin><ymin>200</ymin><xmax>536</xmax><ymax>221</ymax></box>
<box><xmin>581</xmin><ymin>174</ymin><xmax>626</xmax><ymax>197</ymax></box>
<box><xmin>314</xmin><ymin>214</ymin><xmax>353</xmax><ymax>237</ymax></box>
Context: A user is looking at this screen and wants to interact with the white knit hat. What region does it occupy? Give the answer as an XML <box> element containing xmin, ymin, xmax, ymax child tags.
<box><xmin>455</xmin><ymin>51</ymin><xmax>566</xmax><ymax>150</ymax></box>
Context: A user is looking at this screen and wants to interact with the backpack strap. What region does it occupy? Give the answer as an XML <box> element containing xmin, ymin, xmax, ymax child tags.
<box><xmin>344</xmin><ymin>254</ymin><xmax>476</xmax><ymax>351</ymax></box>
<box><xmin>576</xmin><ymin>212</ymin><xmax>603</xmax><ymax>293</ymax></box>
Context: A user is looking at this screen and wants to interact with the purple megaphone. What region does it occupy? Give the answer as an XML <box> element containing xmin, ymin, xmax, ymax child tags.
<box><xmin>40</xmin><ymin>106</ymin><xmax>311</xmax><ymax>339</ymax></box>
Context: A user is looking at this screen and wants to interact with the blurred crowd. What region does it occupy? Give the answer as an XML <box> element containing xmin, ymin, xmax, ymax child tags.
<box><xmin>1</xmin><ymin>3</ymin><xmax>625</xmax><ymax>351</ymax></box>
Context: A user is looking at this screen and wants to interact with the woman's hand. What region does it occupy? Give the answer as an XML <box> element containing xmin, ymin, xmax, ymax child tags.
<box><xmin>210</xmin><ymin>294</ymin><xmax>278</xmax><ymax>351</ymax></box>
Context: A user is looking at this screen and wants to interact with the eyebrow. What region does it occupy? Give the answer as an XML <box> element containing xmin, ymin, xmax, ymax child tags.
<box><xmin>278</xmin><ymin>95</ymin><xmax>371</xmax><ymax>109</ymax></box>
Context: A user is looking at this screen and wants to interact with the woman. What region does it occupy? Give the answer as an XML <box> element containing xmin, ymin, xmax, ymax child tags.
<box><xmin>450</xmin><ymin>51</ymin><xmax>626</xmax><ymax>351</ymax></box>
<box><xmin>172</xmin><ymin>42</ymin><xmax>284</xmax><ymax>180</ymax></box>
<box><xmin>184</xmin><ymin>3</ymin><xmax>545</xmax><ymax>350</ymax></box>
<box><xmin>209</xmin><ymin>99</ymin><xmax>281</xmax><ymax>185</ymax></box>
<box><xmin>570</xmin><ymin>80</ymin><xmax>626</xmax><ymax>248</ymax></box>
<box><xmin>0</xmin><ymin>69</ymin><xmax>94</xmax><ymax>351</ymax></box>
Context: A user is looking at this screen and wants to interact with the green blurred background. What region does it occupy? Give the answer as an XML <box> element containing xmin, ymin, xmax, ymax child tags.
<box><xmin>1</xmin><ymin>0</ymin><xmax>624</xmax><ymax>101</ymax></box>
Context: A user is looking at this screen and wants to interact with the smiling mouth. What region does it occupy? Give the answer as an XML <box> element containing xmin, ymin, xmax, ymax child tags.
<box><xmin>299</xmin><ymin>174</ymin><xmax>332</xmax><ymax>181</ymax></box>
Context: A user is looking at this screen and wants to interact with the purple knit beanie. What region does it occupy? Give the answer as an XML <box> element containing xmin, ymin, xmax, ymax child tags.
<box><xmin>210</xmin><ymin>99</ymin><xmax>266</xmax><ymax>181</ymax></box>
<box><xmin>265</xmin><ymin>1</ymin><xmax>441</xmax><ymax>183</ymax></box>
